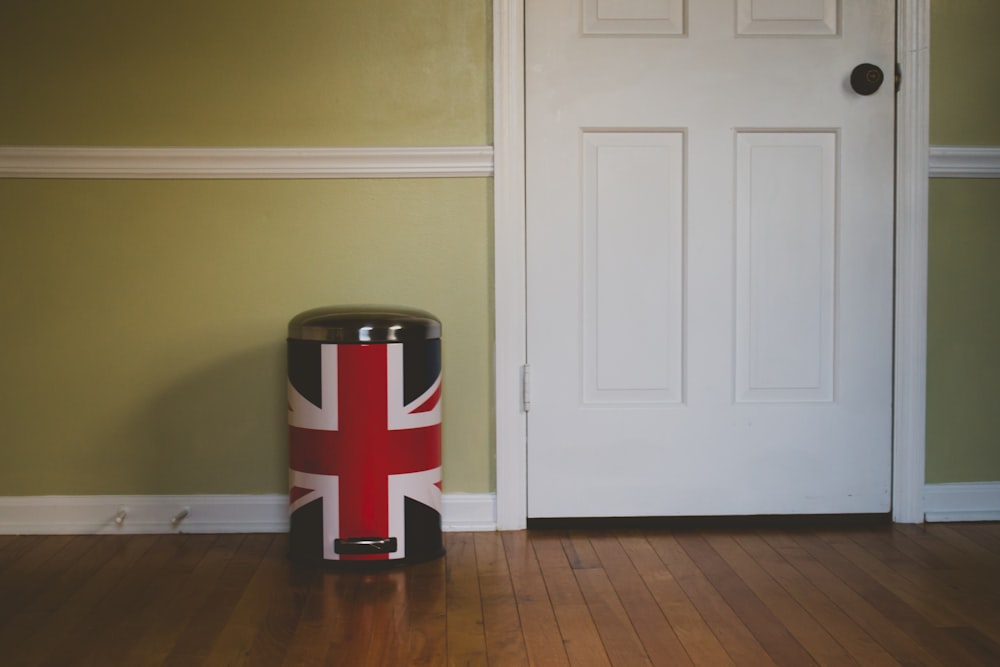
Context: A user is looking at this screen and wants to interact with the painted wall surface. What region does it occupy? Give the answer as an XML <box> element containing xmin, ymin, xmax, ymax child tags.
<box><xmin>3</xmin><ymin>0</ymin><xmax>997</xmax><ymax>498</ymax></box>
<box><xmin>926</xmin><ymin>179</ymin><xmax>1000</xmax><ymax>483</ymax></box>
<box><xmin>0</xmin><ymin>0</ymin><xmax>493</xmax><ymax>496</ymax></box>
<box><xmin>929</xmin><ymin>0</ymin><xmax>1000</xmax><ymax>146</ymax></box>
<box><xmin>0</xmin><ymin>0</ymin><xmax>489</xmax><ymax>147</ymax></box>
<box><xmin>0</xmin><ymin>179</ymin><xmax>492</xmax><ymax>494</ymax></box>
<box><xmin>926</xmin><ymin>1</ymin><xmax>1000</xmax><ymax>483</ymax></box>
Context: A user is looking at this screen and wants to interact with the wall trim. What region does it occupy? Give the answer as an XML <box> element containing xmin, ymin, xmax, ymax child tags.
<box><xmin>892</xmin><ymin>0</ymin><xmax>930</xmax><ymax>524</ymax></box>
<box><xmin>0</xmin><ymin>145</ymin><xmax>494</xmax><ymax>179</ymax></box>
<box><xmin>924</xmin><ymin>483</ymin><xmax>1000</xmax><ymax>522</ymax></box>
<box><xmin>929</xmin><ymin>145</ymin><xmax>1000</xmax><ymax>178</ymax></box>
<box><xmin>492</xmin><ymin>0</ymin><xmax>528</xmax><ymax>530</ymax></box>
<box><xmin>3</xmin><ymin>143</ymin><xmax>985</xmax><ymax>181</ymax></box>
<box><xmin>3</xmin><ymin>142</ymin><xmax>985</xmax><ymax>181</ymax></box>
<box><xmin>439</xmin><ymin>494</ymin><xmax>498</xmax><ymax>532</ymax></box>
<box><xmin>0</xmin><ymin>493</ymin><xmax>497</xmax><ymax>535</ymax></box>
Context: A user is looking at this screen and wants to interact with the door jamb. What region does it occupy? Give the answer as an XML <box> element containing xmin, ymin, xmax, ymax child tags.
<box><xmin>492</xmin><ymin>0</ymin><xmax>929</xmax><ymax>528</ymax></box>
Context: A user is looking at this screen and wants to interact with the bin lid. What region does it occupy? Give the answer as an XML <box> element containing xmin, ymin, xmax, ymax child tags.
<box><xmin>288</xmin><ymin>305</ymin><xmax>440</xmax><ymax>343</ymax></box>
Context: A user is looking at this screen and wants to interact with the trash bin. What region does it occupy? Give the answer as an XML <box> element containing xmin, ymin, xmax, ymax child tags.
<box><xmin>287</xmin><ymin>305</ymin><xmax>444</xmax><ymax>567</ymax></box>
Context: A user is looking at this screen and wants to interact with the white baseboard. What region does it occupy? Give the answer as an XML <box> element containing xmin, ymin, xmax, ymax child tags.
<box><xmin>14</xmin><ymin>486</ymin><xmax>997</xmax><ymax>529</ymax></box>
<box><xmin>440</xmin><ymin>493</ymin><xmax>498</xmax><ymax>532</ymax></box>
<box><xmin>924</xmin><ymin>482</ymin><xmax>1000</xmax><ymax>522</ymax></box>
<box><xmin>0</xmin><ymin>493</ymin><xmax>497</xmax><ymax>535</ymax></box>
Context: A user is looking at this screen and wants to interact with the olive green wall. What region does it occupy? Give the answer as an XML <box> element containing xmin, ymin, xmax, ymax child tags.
<box><xmin>928</xmin><ymin>1</ymin><xmax>1000</xmax><ymax>147</ymax></box>
<box><xmin>926</xmin><ymin>0</ymin><xmax>1000</xmax><ymax>483</ymax></box>
<box><xmin>2</xmin><ymin>0</ymin><xmax>997</xmax><ymax>498</ymax></box>
<box><xmin>0</xmin><ymin>0</ymin><xmax>493</xmax><ymax>495</ymax></box>
<box><xmin>0</xmin><ymin>0</ymin><xmax>489</xmax><ymax>146</ymax></box>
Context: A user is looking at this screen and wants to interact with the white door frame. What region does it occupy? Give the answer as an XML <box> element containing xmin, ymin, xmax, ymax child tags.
<box><xmin>492</xmin><ymin>0</ymin><xmax>930</xmax><ymax>529</ymax></box>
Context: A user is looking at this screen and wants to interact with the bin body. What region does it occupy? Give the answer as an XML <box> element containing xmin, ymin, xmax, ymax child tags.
<box><xmin>287</xmin><ymin>306</ymin><xmax>443</xmax><ymax>567</ymax></box>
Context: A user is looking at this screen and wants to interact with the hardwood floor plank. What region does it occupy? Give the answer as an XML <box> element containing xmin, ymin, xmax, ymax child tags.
<box><xmin>474</xmin><ymin>532</ymin><xmax>530</xmax><ymax>666</ymax></box>
<box><xmin>929</xmin><ymin>525</ymin><xmax>1000</xmax><ymax>565</ymax></box>
<box><xmin>676</xmin><ymin>532</ymin><xmax>817</xmax><ymax>667</ymax></box>
<box><xmin>0</xmin><ymin>534</ymin><xmax>75</xmax><ymax>628</ymax></box>
<box><xmin>911</xmin><ymin>526</ymin><xmax>1000</xmax><ymax>599</ymax></box>
<box><xmin>0</xmin><ymin>536</ymin><xmax>113</xmax><ymax>663</ymax></box>
<box><xmin>943</xmin><ymin>626</ymin><xmax>1000</xmax><ymax>665</ymax></box>
<box><xmin>77</xmin><ymin>534</ymin><xmax>216</xmax><ymax>667</ymax></box>
<box><xmin>503</xmin><ymin>531</ymin><xmax>572</xmax><ymax>666</ymax></box>
<box><xmin>765</xmin><ymin>533</ymin><xmax>948</xmax><ymax>667</ymax></box>
<box><xmin>0</xmin><ymin>535</ymin><xmax>44</xmax><ymax>570</ymax></box>
<box><xmin>619</xmin><ymin>534</ymin><xmax>734</xmax><ymax>667</ymax></box>
<box><xmin>122</xmin><ymin>534</ymin><xmax>246</xmax><ymax>666</ymax></box>
<box><xmin>1</xmin><ymin>524</ymin><xmax>997</xmax><ymax>666</ymax></box>
<box><xmin>892</xmin><ymin>525</ymin><xmax>1000</xmax><ymax>599</ymax></box>
<box><xmin>562</xmin><ymin>533</ymin><xmax>603</xmax><ymax>570</ymax></box>
<box><xmin>328</xmin><ymin>570</ymin><xmax>409</xmax><ymax>667</ymax></box>
<box><xmin>238</xmin><ymin>535</ymin><xmax>321</xmax><ymax>667</ymax></box>
<box><xmin>574</xmin><ymin>564</ymin><xmax>653</xmax><ymax>666</ymax></box>
<box><xmin>198</xmin><ymin>534</ymin><xmax>289</xmax><ymax>665</ymax></box>
<box><xmin>588</xmin><ymin>534</ymin><xmax>693</xmax><ymax>666</ymax></box>
<box><xmin>324</xmin><ymin>571</ymin><xmax>377</xmax><ymax>666</ymax></box>
<box><xmin>532</xmin><ymin>533</ymin><xmax>612</xmax><ymax>667</ymax></box>
<box><xmin>405</xmin><ymin>557</ymin><xmax>448</xmax><ymax>666</ymax></box>
<box><xmin>160</xmin><ymin>533</ymin><xmax>273</xmax><ymax>667</ymax></box>
<box><xmin>735</xmin><ymin>533</ymin><xmax>901</xmax><ymax>667</ymax></box>
<box><xmin>647</xmin><ymin>532</ymin><xmax>777</xmax><ymax>666</ymax></box>
<box><xmin>279</xmin><ymin>568</ymin><xmax>352</xmax><ymax>667</ymax></box>
<box><xmin>936</xmin><ymin>563</ymin><xmax>1000</xmax><ymax>604</ymax></box>
<box><xmin>841</xmin><ymin>529</ymin><xmax>1000</xmax><ymax>644</ymax></box>
<box><xmin>359</xmin><ymin>569</ymin><xmax>414</xmax><ymax>667</ymax></box>
<box><xmin>705</xmin><ymin>533</ymin><xmax>860</xmax><ymax>667</ymax></box>
<box><xmin>443</xmin><ymin>532</ymin><xmax>488</xmax><ymax>666</ymax></box>
<box><xmin>794</xmin><ymin>531</ymin><xmax>985</xmax><ymax>666</ymax></box>
<box><xmin>947</xmin><ymin>523</ymin><xmax>1000</xmax><ymax>557</ymax></box>
<box><xmin>824</xmin><ymin>531</ymin><xmax>965</xmax><ymax>628</ymax></box>
<box><xmin>881</xmin><ymin>526</ymin><xmax>956</xmax><ymax>570</ymax></box>
<box><xmin>24</xmin><ymin>535</ymin><xmax>160</xmax><ymax>667</ymax></box>
<box><xmin>892</xmin><ymin>524</ymin><xmax>977</xmax><ymax>568</ymax></box>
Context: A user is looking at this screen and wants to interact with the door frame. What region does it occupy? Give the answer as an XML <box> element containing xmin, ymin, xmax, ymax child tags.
<box><xmin>492</xmin><ymin>0</ymin><xmax>930</xmax><ymax>528</ymax></box>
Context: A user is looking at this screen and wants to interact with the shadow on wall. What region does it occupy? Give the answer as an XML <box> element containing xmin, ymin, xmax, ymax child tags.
<box><xmin>129</xmin><ymin>341</ymin><xmax>288</xmax><ymax>495</ymax></box>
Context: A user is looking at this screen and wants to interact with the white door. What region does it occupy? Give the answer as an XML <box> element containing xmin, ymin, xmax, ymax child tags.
<box><xmin>526</xmin><ymin>0</ymin><xmax>896</xmax><ymax>518</ymax></box>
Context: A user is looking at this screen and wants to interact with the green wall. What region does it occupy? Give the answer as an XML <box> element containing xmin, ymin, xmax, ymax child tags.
<box><xmin>929</xmin><ymin>1</ymin><xmax>1000</xmax><ymax>147</ymax></box>
<box><xmin>2</xmin><ymin>0</ymin><xmax>997</xmax><ymax>498</ymax></box>
<box><xmin>0</xmin><ymin>0</ymin><xmax>489</xmax><ymax>146</ymax></box>
<box><xmin>0</xmin><ymin>0</ymin><xmax>493</xmax><ymax>495</ymax></box>
<box><xmin>926</xmin><ymin>0</ymin><xmax>1000</xmax><ymax>483</ymax></box>
<box><xmin>927</xmin><ymin>179</ymin><xmax>1000</xmax><ymax>482</ymax></box>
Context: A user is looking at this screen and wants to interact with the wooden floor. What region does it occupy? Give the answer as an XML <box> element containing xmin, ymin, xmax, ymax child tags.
<box><xmin>1</xmin><ymin>523</ymin><xmax>999</xmax><ymax>666</ymax></box>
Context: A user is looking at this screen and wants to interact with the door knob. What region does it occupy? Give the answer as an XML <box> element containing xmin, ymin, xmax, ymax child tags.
<box><xmin>850</xmin><ymin>63</ymin><xmax>884</xmax><ymax>95</ymax></box>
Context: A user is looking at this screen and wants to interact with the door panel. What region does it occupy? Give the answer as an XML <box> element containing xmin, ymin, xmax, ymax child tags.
<box><xmin>583</xmin><ymin>130</ymin><xmax>684</xmax><ymax>405</ymax></box>
<box><xmin>735</xmin><ymin>131</ymin><xmax>836</xmax><ymax>403</ymax></box>
<box><xmin>525</xmin><ymin>0</ymin><xmax>895</xmax><ymax>518</ymax></box>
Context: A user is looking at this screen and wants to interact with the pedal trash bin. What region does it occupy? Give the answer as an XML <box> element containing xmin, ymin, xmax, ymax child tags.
<box><xmin>287</xmin><ymin>305</ymin><xmax>444</xmax><ymax>567</ymax></box>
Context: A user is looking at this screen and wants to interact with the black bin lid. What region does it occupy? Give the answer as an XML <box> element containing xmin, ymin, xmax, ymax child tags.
<box><xmin>288</xmin><ymin>305</ymin><xmax>440</xmax><ymax>343</ymax></box>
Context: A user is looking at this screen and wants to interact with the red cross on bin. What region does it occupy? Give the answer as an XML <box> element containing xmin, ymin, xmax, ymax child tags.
<box><xmin>289</xmin><ymin>344</ymin><xmax>441</xmax><ymax>561</ymax></box>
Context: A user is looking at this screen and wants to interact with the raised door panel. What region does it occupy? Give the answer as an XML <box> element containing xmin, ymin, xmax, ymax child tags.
<box><xmin>735</xmin><ymin>131</ymin><xmax>837</xmax><ymax>403</ymax></box>
<box><xmin>582</xmin><ymin>131</ymin><xmax>685</xmax><ymax>404</ymax></box>
<box><xmin>737</xmin><ymin>0</ymin><xmax>839</xmax><ymax>35</ymax></box>
<box><xmin>583</xmin><ymin>0</ymin><xmax>685</xmax><ymax>35</ymax></box>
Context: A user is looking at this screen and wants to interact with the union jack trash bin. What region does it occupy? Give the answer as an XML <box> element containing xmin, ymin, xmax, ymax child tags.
<box><xmin>287</xmin><ymin>306</ymin><xmax>444</xmax><ymax>567</ymax></box>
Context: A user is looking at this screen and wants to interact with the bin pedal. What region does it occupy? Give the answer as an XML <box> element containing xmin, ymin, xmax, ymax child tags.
<box><xmin>334</xmin><ymin>537</ymin><xmax>398</xmax><ymax>555</ymax></box>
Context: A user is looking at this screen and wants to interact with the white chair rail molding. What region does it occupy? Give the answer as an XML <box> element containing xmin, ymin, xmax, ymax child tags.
<box><xmin>0</xmin><ymin>145</ymin><xmax>494</xmax><ymax>179</ymax></box>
